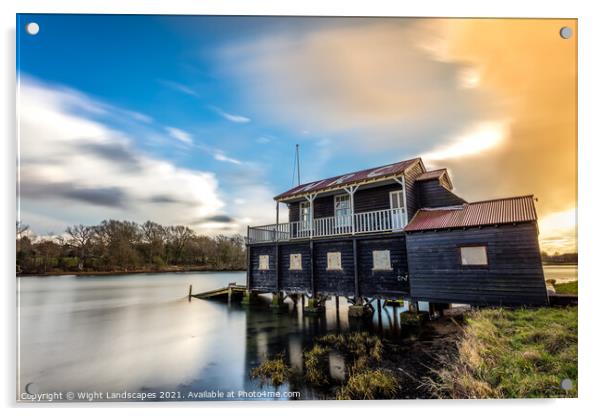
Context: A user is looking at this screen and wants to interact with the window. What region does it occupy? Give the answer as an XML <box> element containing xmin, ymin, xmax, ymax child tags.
<box><xmin>372</xmin><ymin>250</ymin><xmax>392</xmax><ymax>271</ymax></box>
<box><xmin>460</xmin><ymin>246</ymin><xmax>488</xmax><ymax>266</ymax></box>
<box><xmin>389</xmin><ymin>190</ymin><xmax>406</xmax><ymax>229</ymax></box>
<box><xmin>290</xmin><ymin>253</ymin><xmax>303</xmax><ymax>270</ymax></box>
<box><xmin>326</xmin><ymin>252</ymin><xmax>342</xmax><ymax>270</ymax></box>
<box><xmin>300</xmin><ymin>201</ymin><xmax>310</xmax><ymax>223</ymax></box>
<box><xmin>258</xmin><ymin>255</ymin><xmax>270</xmax><ymax>270</ymax></box>
<box><xmin>334</xmin><ymin>194</ymin><xmax>351</xmax><ymax>227</ymax></box>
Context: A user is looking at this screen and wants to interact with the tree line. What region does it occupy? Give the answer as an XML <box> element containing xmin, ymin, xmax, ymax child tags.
<box><xmin>16</xmin><ymin>220</ymin><xmax>246</xmax><ymax>275</ymax></box>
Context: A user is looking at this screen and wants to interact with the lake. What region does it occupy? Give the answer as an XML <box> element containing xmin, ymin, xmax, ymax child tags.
<box><xmin>542</xmin><ymin>264</ymin><xmax>578</xmax><ymax>283</ymax></box>
<box><xmin>17</xmin><ymin>265</ymin><xmax>576</xmax><ymax>402</ymax></box>
<box><xmin>18</xmin><ymin>271</ymin><xmax>423</xmax><ymax>402</ymax></box>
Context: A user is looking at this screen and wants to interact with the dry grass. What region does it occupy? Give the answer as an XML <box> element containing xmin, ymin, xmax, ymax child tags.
<box><xmin>250</xmin><ymin>353</ymin><xmax>291</xmax><ymax>387</ymax></box>
<box><xmin>304</xmin><ymin>345</ymin><xmax>330</xmax><ymax>386</ymax></box>
<box><xmin>336</xmin><ymin>369</ymin><xmax>399</xmax><ymax>400</ymax></box>
<box><xmin>426</xmin><ymin>307</ymin><xmax>577</xmax><ymax>398</ymax></box>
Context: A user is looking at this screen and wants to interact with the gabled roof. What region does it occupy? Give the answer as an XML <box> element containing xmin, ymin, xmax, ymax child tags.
<box><xmin>275</xmin><ymin>158</ymin><xmax>423</xmax><ymax>201</ymax></box>
<box><xmin>404</xmin><ymin>195</ymin><xmax>537</xmax><ymax>232</ymax></box>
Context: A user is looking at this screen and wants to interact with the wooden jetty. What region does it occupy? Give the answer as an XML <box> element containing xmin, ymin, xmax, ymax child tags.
<box><xmin>191</xmin><ymin>282</ymin><xmax>247</xmax><ymax>302</ymax></box>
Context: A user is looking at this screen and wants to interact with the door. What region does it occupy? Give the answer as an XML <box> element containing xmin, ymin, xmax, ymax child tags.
<box><xmin>299</xmin><ymin>201</ymin><xmax>311</xmax><ymax>237</ymax></box>
<box><xmin>389</xmin><ymin>190</ymin><xmax>405</xmax><ymax>229</ymax></box>
<box><xmin>334</xmin><ymin>194</ymin><xmax>351</xmax><ymax>231</ymax></box>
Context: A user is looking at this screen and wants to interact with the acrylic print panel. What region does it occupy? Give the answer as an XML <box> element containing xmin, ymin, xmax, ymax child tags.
<box><xmin>16</xmin><ymin>14</ymin><xmax>577</xmax><ymax>402</ymax></box>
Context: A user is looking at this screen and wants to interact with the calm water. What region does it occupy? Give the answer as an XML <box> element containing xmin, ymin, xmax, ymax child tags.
<box><xmin>543</xmin><ymin>264</ymin><xmax>578</xmax><ymax>283</ymax></box>
<box><xmin>18</xmin><ymin>271</ymin><xmax>421</xmax><ymax>402</ymax></box>
<box><xmin>18</xmin><ymin>265</ymin><xmax>575</xmax><ymax>402</ymax></box>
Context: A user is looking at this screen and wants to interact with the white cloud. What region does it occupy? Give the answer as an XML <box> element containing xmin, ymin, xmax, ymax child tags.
<box><xmin>165</xmin><ymin>126</ymin><xmax>194</xmax><ymax>145</ymax></box>
<box><xmin>423</xmin><ymin>121</ymin><xmax>508</xmax><ymax>160</ymax></box>
<box><xmin>18</xmin><ymin>76</ymin><xmax>225</xmax><ymax>234</ymax></box>
<box><xmin>221</xmin><ymin>20</ymin><xmax>496</xmax><ymax>152</ymax></box>
<box><xmin>211</xmin><ymin>106</ymin><xmax>251</xmax><ymax>123</ymax></box>
<box><xmin>213</xmin><ymin>151</ymin><xmax>242</xmax><ymax>165</ymax></box>
<box><xmin>158</xmin><ymin>79</ymin><xmax>200</xmax><ymax>98</ymax></box>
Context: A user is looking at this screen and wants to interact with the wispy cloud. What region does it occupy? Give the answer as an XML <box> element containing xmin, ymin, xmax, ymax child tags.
<box><xmin>18</xmin><ymin>76</ymin><xmax>225</xmax><ymax>233</ymax></box>
<box><xmin>157</xmin><ymin>79</ymin><xmax>200</xmax><ymax>97</ymax></box>
<box><xmin>210</xmin><ymin>106</ymin><xmax>251</xmax><ymax>123</ymax></box>
<box><xmin>213</xmin><ymin>151</ymin><xmax>242</xmax><ymax>165</ymax></box>
<box><xmin>165</xmin><ymin>126</ymin><xmax>194</xmax><ymax>145</ymax></box>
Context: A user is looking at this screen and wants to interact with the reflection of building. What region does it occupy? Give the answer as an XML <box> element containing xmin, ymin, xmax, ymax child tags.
<box><xmin>247</xmin><ymin>158</ymin><xmax>548</xmax><ymax>306</ymax></box>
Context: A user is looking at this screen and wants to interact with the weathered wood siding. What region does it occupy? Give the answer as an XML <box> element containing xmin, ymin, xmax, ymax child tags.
<box><xmin>314</xmin><ymin>240</ymin><xmax>355</xmax><ymax>296</ymax></box>
<box><xmin>288</xmin><ymin>202</ymin><xmax>299</xmax><ymax>223</ymax></box>
<box><xmin>248</xmin><ymin>234</ymin><xmax>409</xmax><ymax>298</ymax></box>
<box><xmin>353</xmin><ymin>184</ymin><xmax>404</xmax><ymax>213</ymax></box>
<box><xmin>278</xmin><ymin>242</ymin><xmax>312</xmax><ymax>292</ymax></box>
<box><xmin>406</xmin><ymin>222</ymin><xmax>548</xmax><ymax>305</ymax></box>
<box><xmin>403</xmin><ymin>161</ymin><xmax>426</xmax><ymax>220</ymax></box>
<box><xmin>357</xmin><ymin>236</ymin><xmax>409</xmax><ymax>298</ymax></box>
<box><xmin>248</xmin><ymin>244</ymin><xmax>278</xmax><ymax>292</ymax></box>
<box><xmin>418</xmin><ymin>179</ymin><xmax>465</xmax><ymax>208</ymax></box>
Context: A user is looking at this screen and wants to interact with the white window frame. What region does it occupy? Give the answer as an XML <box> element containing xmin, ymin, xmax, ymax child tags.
<box><xmin>372</xmin><ymin>250</ymin><xmax>393</xmax><ymax>271</ymax></box>
<box><xmin>258</xmin><ymin>255</ymin><xmax>270</xmax><ymax>270</ymax></box>
<box><xmin>389</xmin><ymin>190</ymin><xmax>406</xmax><ymax>229</ymax></box>
<box><xmin>289</xmin><ymin>253</ymin><xmax>303</xmax><ymax>270</ymax></box>
<box><xmin>460</xmin><ymin>246</ymin><xmax>489</xmax><ymax>266</ymax></box>
<box><xmin>334</xmin><ymin>194</ymin><xmax>351</xmax><ymax>227</ymax></box>
<box><xmin>326</xmin><ymin>252</ymin><xmax>343</xmax><ymax>271</ymax></box>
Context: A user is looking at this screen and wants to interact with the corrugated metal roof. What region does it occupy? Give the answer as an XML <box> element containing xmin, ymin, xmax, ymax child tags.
<box><xmin>275</xmin><ymin>158</ymin><xmax>421</xmax><ymax>201</ymax></box>
<box><xmin>415</xmin><ymin>169</ymin><xmax>448</xmax><ymax>182</ymax></box>
<box><xmin>404</xmin><ymin>195</ymin><xmax>537</xmax><ymax>232</ymax></box>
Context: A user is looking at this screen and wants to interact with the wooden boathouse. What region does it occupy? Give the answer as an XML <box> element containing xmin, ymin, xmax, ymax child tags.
<box><xmin>245</xmin><ymin>158</ymin><xmax>548</xmax><ymax>312</ymax></box>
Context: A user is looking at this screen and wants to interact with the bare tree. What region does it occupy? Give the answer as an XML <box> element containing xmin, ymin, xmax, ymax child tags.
<box><xmin>66</xmin><ymin>225</ymin><xmax>95</xmax><ymax>270</ymax></box>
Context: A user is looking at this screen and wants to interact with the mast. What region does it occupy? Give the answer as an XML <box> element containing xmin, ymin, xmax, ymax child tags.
<box><xmin>296</xmin><ymin>144</ymin><xmax>301</xmax><ymax>186</ymax></box>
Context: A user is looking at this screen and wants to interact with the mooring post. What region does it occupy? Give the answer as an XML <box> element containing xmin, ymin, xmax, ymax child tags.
<box><xmin>228</xmin><ymin>286</ymin><xmax>232</xmax><ymax>305</ymax></box>
<box><xmin>188</xmin><ymin>284</ymin><xmax>192</xmax><ymax>301</ymax></box>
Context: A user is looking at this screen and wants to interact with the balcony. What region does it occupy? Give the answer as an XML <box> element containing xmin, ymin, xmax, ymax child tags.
<box><xmin>247</xmin><ymin>208</ymin><xmax>407</xmax><ymax>243</ymax></box>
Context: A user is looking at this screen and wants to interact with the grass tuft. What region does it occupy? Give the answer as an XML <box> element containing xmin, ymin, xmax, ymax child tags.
<box><xmin>304</xmin><ymin>345</ymin><xmax>330</xmax><ymax>386</ymax></box>
<box><xmin>250</xmin><ymin>353</ymin><xmax>291</xmax><ymax>387</ymax></box>
<box><xmin>336</xmin><ymin>369</ymin><xmax>399</xmax><ymax>400</ymax></box>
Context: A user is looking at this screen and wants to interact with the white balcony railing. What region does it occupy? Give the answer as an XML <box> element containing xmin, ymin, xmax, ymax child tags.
<box><xmin>247</xmin><ymin>207</ymin><xmax>406</xmax><ymax>243</ymax></box>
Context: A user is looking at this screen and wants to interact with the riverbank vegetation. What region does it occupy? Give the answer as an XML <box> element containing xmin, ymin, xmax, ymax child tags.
<box><xmin>428</xmin><ymin>307</ymin><xmax>577</xmax><ymax>398</ymax></box>
<box><xmin>251</xmin><ymin>306</ymin><xmax>577</xmax><ymax>399</ymax></box>
<box><xmin>16</xmin><ymin>220</ymin><xmax>246</xmax><ymax>275</ymax></box>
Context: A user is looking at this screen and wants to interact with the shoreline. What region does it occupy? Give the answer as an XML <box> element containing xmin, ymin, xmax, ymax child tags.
<box><xmin>18</xmin><ymin>267</ymin><xmax>246</xmax><ymax>278</ymax></box>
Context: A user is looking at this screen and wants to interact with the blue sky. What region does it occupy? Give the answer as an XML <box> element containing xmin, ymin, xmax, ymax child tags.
<box><xmin>16</xmin><ymin>15</ymin><xmax>577</xmax><ymax>252</ymax></box>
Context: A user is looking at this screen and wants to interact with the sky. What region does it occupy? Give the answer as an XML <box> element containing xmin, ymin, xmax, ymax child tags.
<box><xmin>16</xmin><ymin>15</ymin><xmax>577</xmax><ymax>253</ymax></box>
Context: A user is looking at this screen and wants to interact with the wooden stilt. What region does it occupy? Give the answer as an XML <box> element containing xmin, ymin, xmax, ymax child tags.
<box><xmin>188</xmin><ymin>284</ymin><xmax>192</xmax><ymax>301</ymax></box>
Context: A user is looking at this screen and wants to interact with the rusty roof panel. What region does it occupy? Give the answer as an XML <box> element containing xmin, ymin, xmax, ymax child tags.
<box><xmin>274</xmin><ymin>158</ymin><xmax>421</xmax><ymax>201</ymax></box>
<box><xmin>415</xmin><ymin>169</ymin><xmax>448</xmax><ymax>182</ymax></box>
<box><xmin>404</xmin><ymin>195</ymin><xmax>537</xmax><ymax>232</ymax></box>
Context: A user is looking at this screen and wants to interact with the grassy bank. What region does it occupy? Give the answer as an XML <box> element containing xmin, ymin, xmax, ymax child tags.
<box><xmin>554</xmin><ymin>281</ymin><xmax>578</xmax><ymax>295</ymax></box>
<box><xmin>428</xmin><ymin>307</ymin><xmax>577</xmax><ymax>398</ymax></box>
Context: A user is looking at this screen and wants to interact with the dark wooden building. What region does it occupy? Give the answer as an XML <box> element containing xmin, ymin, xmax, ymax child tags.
<box><xmin>246</xmin><ymin>158</ymin><xmax>548</xmax><ymax>307</ymax></box>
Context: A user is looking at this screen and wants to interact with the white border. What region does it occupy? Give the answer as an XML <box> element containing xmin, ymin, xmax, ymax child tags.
<box><xmin>2</xmin><ymin>0</ymin><xmax>600</xmax><ymax>414</ymax></box>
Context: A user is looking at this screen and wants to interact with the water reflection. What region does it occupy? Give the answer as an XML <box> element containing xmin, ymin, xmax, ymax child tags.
<box><xmin>18</xmin><ymin>272</ymin><xmax>425</xmax><ymax>401</ymax></box>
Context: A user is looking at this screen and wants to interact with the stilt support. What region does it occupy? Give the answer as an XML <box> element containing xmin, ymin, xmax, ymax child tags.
<box><xmin>241</xmin><ymin>290</ymin><xmax>259</xmax><ymax>306</ymax></box>
<box><xmin>348</xmin><ymin>297</ymin><xmax>372</xmax><ymax>319</ymax></box>
<box><xmin>303</xmin><ymin>297</ymin><xmax>325</xmax><ymax>314</ymax></box>
<box><xmin>269</xmin><ymin>292</ymin><xmax>288</xmax><ymax>311</ymax></box>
